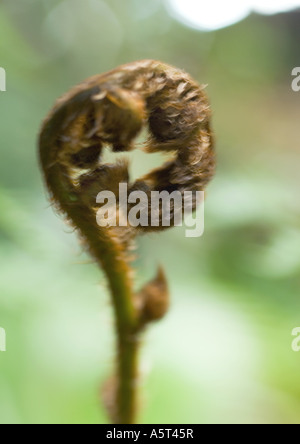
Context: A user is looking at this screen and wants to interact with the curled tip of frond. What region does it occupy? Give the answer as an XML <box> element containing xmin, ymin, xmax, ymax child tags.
<box><xmin>39</xmin><ymin>59</ymin><xmax>215</xmax><ymax>238</ymax></box>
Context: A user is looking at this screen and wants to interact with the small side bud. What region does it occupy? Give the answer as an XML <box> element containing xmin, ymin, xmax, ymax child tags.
<box><xmin>138</xmin><ymin>267</ymin><xmax>169</xmax><ymax>325</ymax></box>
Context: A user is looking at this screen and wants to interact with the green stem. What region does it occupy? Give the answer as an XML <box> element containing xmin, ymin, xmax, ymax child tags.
<box><xmin>117</xmin><ymin>332</ymin><xmax>140</xmax><ymax>424</ymax></box>
<box><xmin>39</xmin><ymin>143</ymin><xmax>141</xmax><ymax>424</ymax></box>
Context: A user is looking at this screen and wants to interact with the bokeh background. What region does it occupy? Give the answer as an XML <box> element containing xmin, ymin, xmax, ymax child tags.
<box><xmin>0</xmin><ymin>0</ymin><xmax>300</xmax><ymax>424</ymax></box>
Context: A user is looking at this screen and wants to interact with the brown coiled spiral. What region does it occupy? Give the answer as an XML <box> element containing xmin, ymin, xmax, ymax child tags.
<box><xmin>39</xmin><ymin>60</ymin><xmax>215</xmax><ymax>424</ymax></box>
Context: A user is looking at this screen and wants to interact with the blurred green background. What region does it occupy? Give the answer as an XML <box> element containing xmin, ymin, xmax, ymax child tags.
<box><xmin>1</xmin><ymin>0</ymin><xmax>300</xmax><ymax>424</ymax></box>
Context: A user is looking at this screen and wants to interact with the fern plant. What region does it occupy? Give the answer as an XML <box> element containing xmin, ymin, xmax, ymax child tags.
<box><xmin>39</xmin><ymin>60</ymin><xmax>215</xmax><ymax>424</ymax></box>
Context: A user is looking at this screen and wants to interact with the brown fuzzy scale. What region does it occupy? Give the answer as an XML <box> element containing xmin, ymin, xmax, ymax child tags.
<box><xmin>38</xmin><ymin>60</ymin><xmax>215</xmax><ymax>424</ymax></box>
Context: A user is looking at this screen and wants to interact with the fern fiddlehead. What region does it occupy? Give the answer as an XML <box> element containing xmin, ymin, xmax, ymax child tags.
<box><xmin>39</xmin><ymin>60</ymin><xmax>215</xmax><ymax>424</ymax></box>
